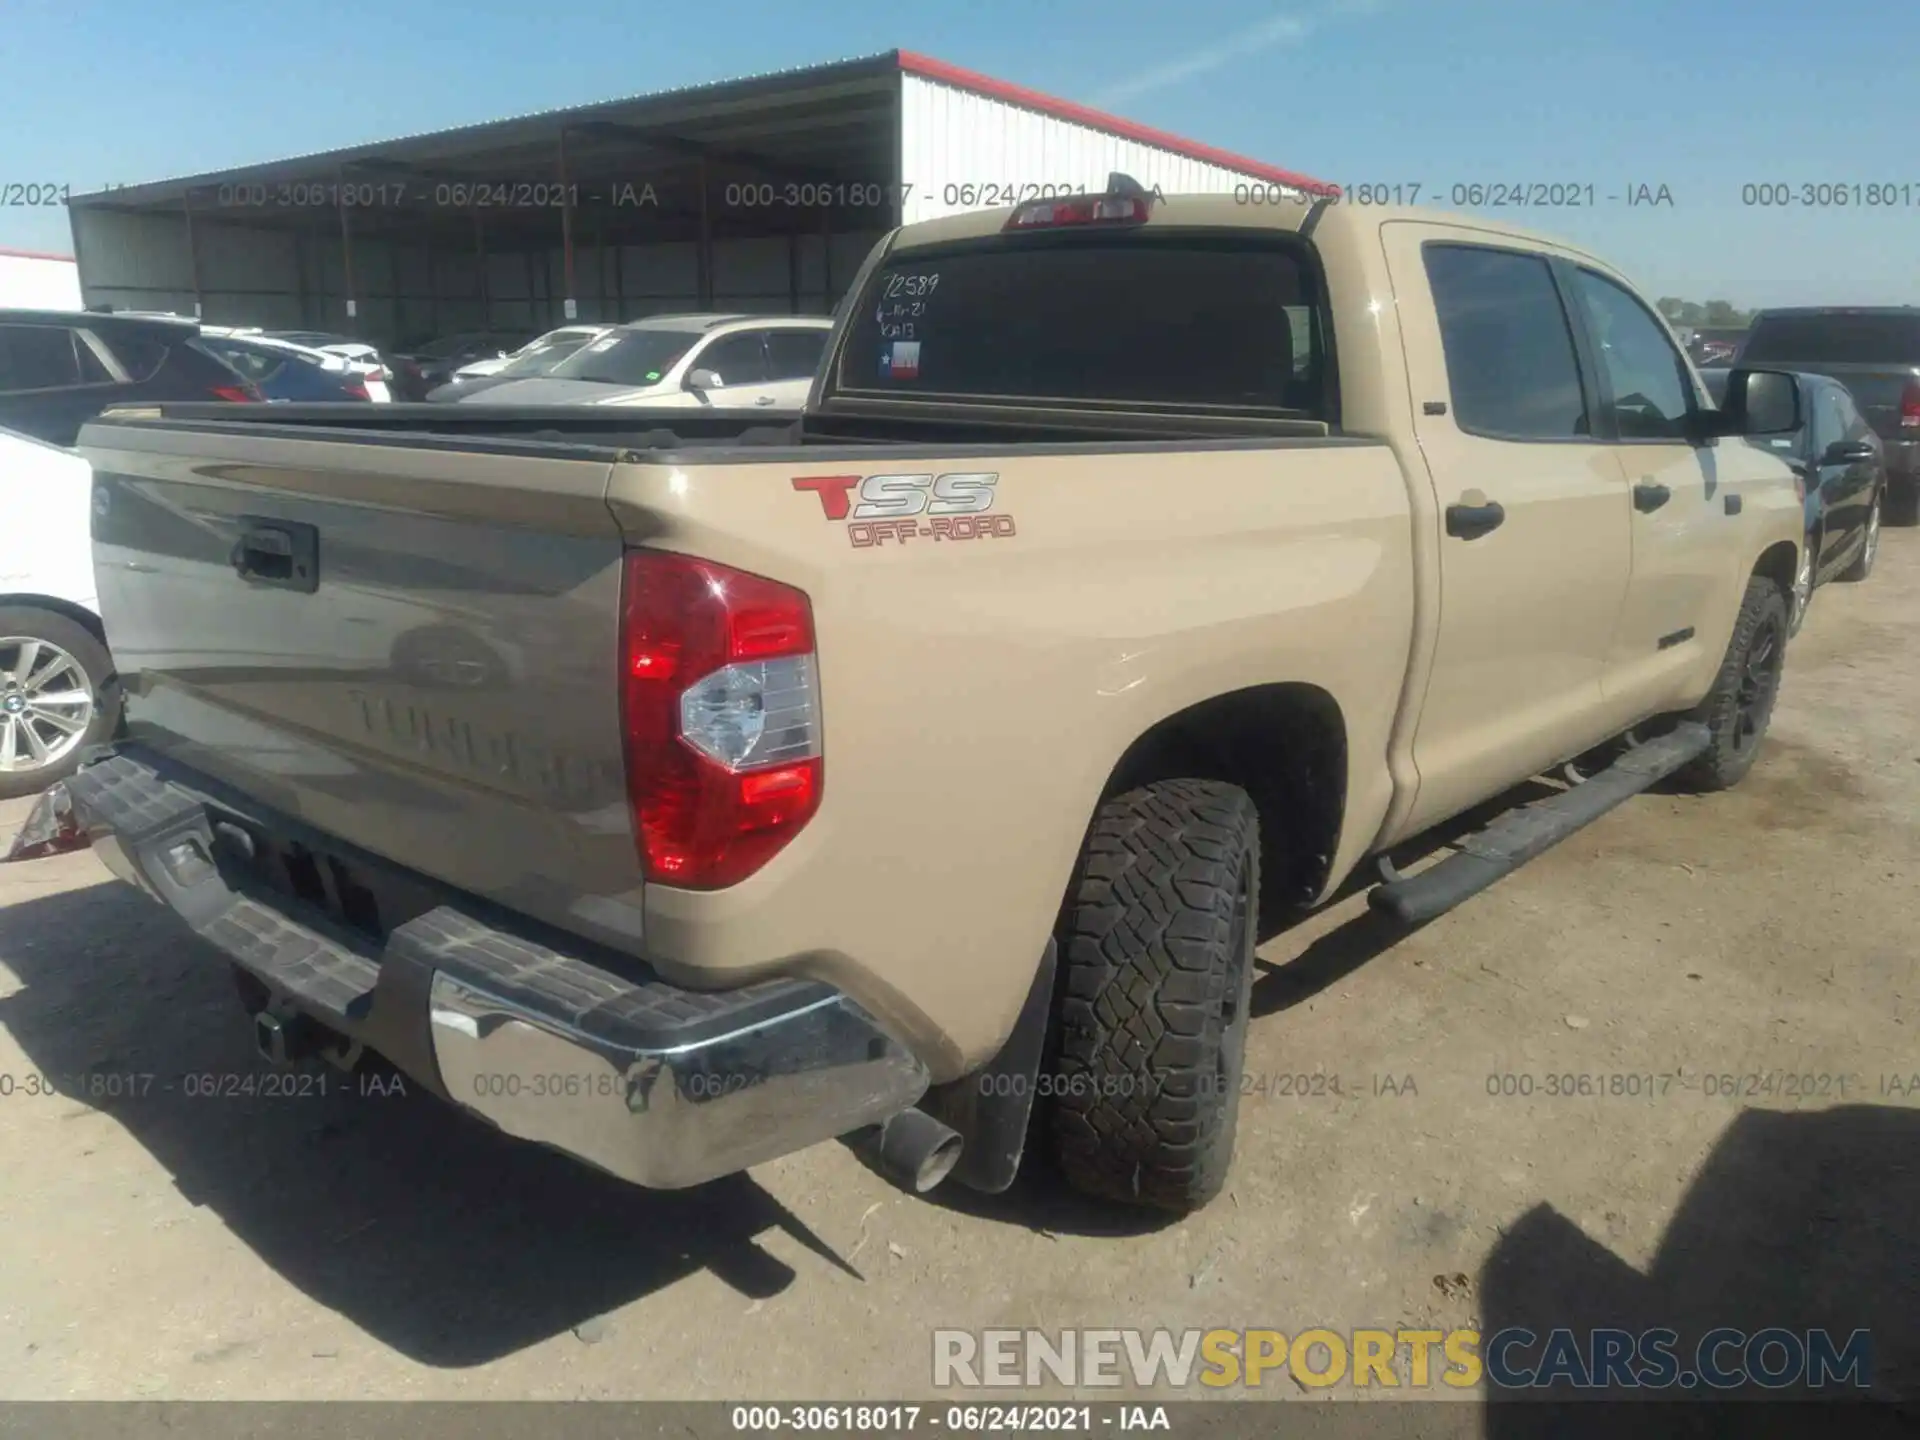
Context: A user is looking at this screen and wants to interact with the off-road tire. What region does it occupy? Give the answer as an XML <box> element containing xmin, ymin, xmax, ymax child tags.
<box><xmin>1672</xmin><ymin>576</ymin><xmax>1788</xmax><ymax>793</ymax></box>
<box><xmin>1836</xmin><ymin>492</ymin><xmax>1880</xmax><ymax>582</ymax></box>
<box><xmin>0</xmin><ymin>607</ymin><xmax>120</xmax><ymax>801</ymax></box>
<box><xmin>1047</xmin><ymin>779</ymin><xmax>1259</xmax><ymax>1213</ymax></box>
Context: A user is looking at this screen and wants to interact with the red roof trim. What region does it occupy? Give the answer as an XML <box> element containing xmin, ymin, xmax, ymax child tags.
<box><xmin>894</xmin><ymin>50</ymin><xmax>1338</xmax><ymax>196</ymax></box>
<box><xmin>0</xmin><ymin>246</ymin><xmax>76</xmax><ymax>263</ymax></box>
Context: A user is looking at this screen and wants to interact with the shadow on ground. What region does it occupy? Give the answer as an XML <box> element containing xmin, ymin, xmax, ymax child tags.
<box><xmin>1479</xmin><ymin>1104</ymin><xmax>1920</xmax><ymax>1437</ymax></box>
<box><xmin>1249</xmin><ymin>777</ymin><xmax>1566</xmax><ymax>1016</ymax></box>
<box><xmin>0</xmin><ymin>879</ymin><xmax>861</xmax><ymax>1368</ymax></box>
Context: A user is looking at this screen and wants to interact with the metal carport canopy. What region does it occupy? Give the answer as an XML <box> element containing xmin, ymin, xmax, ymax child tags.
<box><xmin>64</xmin><ymin>49</ymin><xmax>1333</xmax><ymax>340</ymax></box>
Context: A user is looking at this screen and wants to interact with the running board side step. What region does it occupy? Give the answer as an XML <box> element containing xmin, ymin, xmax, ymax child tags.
<box><xmin>1368</xmin><ymin>722</ymin><xmax>1711</xmax><ymax>927</ymax></box>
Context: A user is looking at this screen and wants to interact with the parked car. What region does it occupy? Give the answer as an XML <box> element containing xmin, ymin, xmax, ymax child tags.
<box><xmin>197</xmin><ymin>331</ymin><xmax>380</xmax><ymax>403</ymax></box>
<box><xmin>40</xmin><ymin>185</ymin><xmax>1809</xmax><ymax>1215</ymax></box>
<box><xmin>393</xmin><ymin>332</ymin><xmax>533</xmax><ymax>398</ymax></box>
<box><xmin>1702</xmin><ymin>367</ymin><xmax>1883</xmax><ymax>630</ymax></box>
<box><xmin>466</xmin><ymin>314</ymin><xmax>831</xmax><ymax>408</ymax></box>
<box><xmin>0</xmin><ymin>427</ymin><xmax>118</xmax><ymax>797</ymax></box>
<box><xmin>1734</xmin><ymin>307</ymin><xmax>1920</xmax><ymax>524</ymax></box>
<box><xmin>427</xmin><ymin>325</ymin><xmax>614</xmax><ymax>402</ymax></box>
<box><xmin>447</xmin><ymin>325</ymin><xmax>609</xmax><ymax>383</ymax></box>
<box><xmin>0</xmin><ymin>308</ymin><xmax>262</xmax><ymax>446</ymax></box>
<box><xmin>263</xmin><ymin>332</ymin><xmax>395</xmax><ymax>401</ymax></box>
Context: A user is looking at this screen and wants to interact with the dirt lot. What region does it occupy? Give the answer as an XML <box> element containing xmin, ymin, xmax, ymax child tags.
<box><xmin>1</xmin><ymin>539</ymin><xmax>1915</xmax><ymax>1405</ymax></box>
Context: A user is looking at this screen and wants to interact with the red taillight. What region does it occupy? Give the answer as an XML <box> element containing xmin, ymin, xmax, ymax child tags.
<box><xmin>619</xmin><ymin>551</ymin><xmax>822</xmax><ymax>890</ymax></box>
<box><xmin>1901</xmin><ymin>377</ymin><xmax>1920</xmax><ymax>429</ymax></box>
<box><xmin>209</xmin><ymin>383</ymin><xmax>260</xmax><ymax>403</ymax></box>
<box><xmin>343</xmin><ymin>379</ymin><xmax>371</xmax><ymax>400</ymax></box>
<box><xmin>1003</xmin><ymin>193</ymin><xmax>1153</xmax><ymax>230</ymax></box>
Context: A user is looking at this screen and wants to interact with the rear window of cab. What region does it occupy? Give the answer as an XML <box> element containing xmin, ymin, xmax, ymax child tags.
<box><xmin>834</xmin><ymin>232</ymin><xmax>1330</xmax><ymax>417</ymax></box>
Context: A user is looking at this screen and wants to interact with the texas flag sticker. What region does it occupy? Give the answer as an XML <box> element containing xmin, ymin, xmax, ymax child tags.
<box><xmin>881</xmin><ymin>340</ymin><xmax>921</xmax><ymax>379</ymax></box>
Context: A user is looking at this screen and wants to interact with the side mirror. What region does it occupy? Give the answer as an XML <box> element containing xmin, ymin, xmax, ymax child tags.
<box><xmin>1822</xmin><ymin>438</ymin><xmax>1877</xmax><ymax>466</ymax></box>
<box><xmin>1703</xmin><ymin>367</ymin><xmax>1803</xmax><ymax>438</ymax></box>
<box><xmin>684</xmin><ymin>367</ymin><xmax>723</xmax><ymax>392</ymax></box>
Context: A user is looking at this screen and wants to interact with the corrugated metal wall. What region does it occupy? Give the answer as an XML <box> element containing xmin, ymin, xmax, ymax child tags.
<box><xmin>72</xmin><ymin>206</ymin><xmax>878</xmax><ymax>345</ymax></box>
<box><xmin>899</xmin><ymin>74</ymin><xmax>1301</xmax><ymax>225</ymax></box>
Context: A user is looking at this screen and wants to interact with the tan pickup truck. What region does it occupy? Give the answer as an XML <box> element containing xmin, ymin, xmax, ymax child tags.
<box><xmin>18</xmin><ymin>180</ymin><xmax>1810</xmax><ymax>1214</ymax></box>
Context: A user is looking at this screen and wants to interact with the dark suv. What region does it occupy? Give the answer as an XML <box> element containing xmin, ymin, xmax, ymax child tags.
<box><xmin>0</xmin><ymin>309</ymin><xmax>261</xmax><ymax>447</ymax></box>
<box><xmin>1734</xmin><ymin>307</ymin><xmax>1920</xmax><ymax>523</ymax></box>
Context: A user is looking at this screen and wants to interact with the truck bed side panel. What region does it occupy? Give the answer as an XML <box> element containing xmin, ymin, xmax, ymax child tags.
<box><xmin>608</xmin><ymin>441</ymin><xmax>1415</xmax><ymax>1074</ymax></box>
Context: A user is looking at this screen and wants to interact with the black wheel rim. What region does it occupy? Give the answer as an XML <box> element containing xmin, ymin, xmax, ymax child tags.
<box><xmin>1732</xmin><ymin>612</ymin><xmax>1784</xmax><ymax>754</ymax></box>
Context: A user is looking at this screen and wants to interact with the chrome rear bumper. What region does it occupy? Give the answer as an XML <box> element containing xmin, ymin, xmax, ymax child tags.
<box><xmin>60</xmin><ymin>750</ymin><xmax>929</xmax><ymax>1189</ymax></box>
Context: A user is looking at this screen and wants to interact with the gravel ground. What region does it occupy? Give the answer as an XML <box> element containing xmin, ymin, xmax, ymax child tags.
<box><xmin>0</xmin><ymin>534</ymin><xmax>1914</xmax><ymax>1405</ymax></box>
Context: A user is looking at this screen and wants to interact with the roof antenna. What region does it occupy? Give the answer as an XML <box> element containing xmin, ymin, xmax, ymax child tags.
<box><xmin>1105</xmin><ymin>172</ymin><xmax>1156</xmax><ymax>203</ymax></box>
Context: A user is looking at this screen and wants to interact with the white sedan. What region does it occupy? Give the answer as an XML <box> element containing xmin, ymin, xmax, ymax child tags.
<box><xmin>0</xmin><ymin>428</ymin><xmax>119</xmax><ymax>796</ymax></box>
<box><xmin>464</xmin><ymin>315</ymin><xmax>832</xmax><ymax>410</ymax></box>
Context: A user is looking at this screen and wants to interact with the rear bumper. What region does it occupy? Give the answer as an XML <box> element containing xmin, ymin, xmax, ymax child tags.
<box><xmin>62</xmin><ymin>749</ymin><xmax>929</xmax><ymax>1189</ymax></box>
<box><xmin>1885</xmin><ymin>439</ymin><xmax>1920</xmax><ymax>496</ymax></box>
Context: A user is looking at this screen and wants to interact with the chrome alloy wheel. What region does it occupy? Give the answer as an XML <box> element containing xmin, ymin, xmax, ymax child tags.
<box><xmin>0</xmin><ymin>636</ymin><xmax>97</xmax><ymax>776</ymax></box>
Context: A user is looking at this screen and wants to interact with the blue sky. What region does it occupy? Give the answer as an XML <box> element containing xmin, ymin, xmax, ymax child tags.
<box><xmin>2</xmin><ymin>0</ymin><xmax>1913</xmax><ymax>306</ymax></box>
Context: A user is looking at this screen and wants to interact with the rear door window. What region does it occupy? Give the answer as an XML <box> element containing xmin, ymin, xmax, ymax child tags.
<box><xmin>1422</xmin><ymin>244</ymin><xmax>1590</xmax><ymax>440</ymax></box>
<box><xmin>765</xmin><ymin>329</ymin><xmax>828</xmax><ymax>382</ymax></box>
<box><xmin>836</xmin><ymin>233</ymin><xmax>1328</xmax><ymax>415</ymax></box>
<box><xmin>693</xmin><ymin>332</ymin><xmax>770</xmax><ymax>387</ymax></box>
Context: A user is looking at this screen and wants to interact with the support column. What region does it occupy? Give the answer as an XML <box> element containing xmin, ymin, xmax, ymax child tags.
<box><xmin>337</xmin><ymin>169</ymin><xmax>358</xmax><ymax>327</ymax></box>
<box><xmin>557</xmin><ymin>127</ymin><xmax>578</xmax><ymax>321</ymax></box>
<box><xmin>474</xmin><ymin>211</ymin><xmax>490</xmax><ymax>330</ymax></box>
<box><xmin>182</xmin><ymin>192</ymin><xmax>205</xmax><ymax>319</ymax></box>
<box><xmin>697</xmin><ymin>155</ymin><xmax>713</xmax><ymax>308</ymax></box>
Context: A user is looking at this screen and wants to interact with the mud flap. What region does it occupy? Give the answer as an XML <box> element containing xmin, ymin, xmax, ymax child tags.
<box><xmin>920</xmin><ymin>938</ymin><xmax>1057</xmax><ymax>1194</ymax></box>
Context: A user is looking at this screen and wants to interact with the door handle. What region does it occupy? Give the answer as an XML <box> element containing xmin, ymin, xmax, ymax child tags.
<box><xmin>1633</xmin><ymin>481</ymin><xmax>1672</xmax><ymax>513</ymax></box>
<box><xmin>755</xmin><ymin>395</ymin><xmax>778</xmax><ymax>406</ymax></box>
<box><xmin>1444</xmin><ymin>499</ymin><xmax>1506</xmax><ymax>540</ymax></box>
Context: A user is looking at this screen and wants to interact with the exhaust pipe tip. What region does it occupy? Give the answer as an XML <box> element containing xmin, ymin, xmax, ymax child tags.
<box><xmin>845</xmin><ymin>1107</ymin><xmax>965</xmax><ymax>1194</ymax></box>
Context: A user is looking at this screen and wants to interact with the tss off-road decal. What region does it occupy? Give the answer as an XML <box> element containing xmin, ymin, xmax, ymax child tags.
<box><xmin>792</xmin><ymin>473</ymin><xmax>1018</xmax><ymax>548</ymax></box>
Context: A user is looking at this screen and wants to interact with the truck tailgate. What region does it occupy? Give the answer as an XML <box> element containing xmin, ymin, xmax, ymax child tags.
<box><xmin>82</xmin><ymin>420</ymin><xmax>650</xmax><ymax>953</ymax></box>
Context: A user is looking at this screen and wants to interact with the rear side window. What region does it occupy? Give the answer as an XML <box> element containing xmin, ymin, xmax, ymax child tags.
<box><xmin>0</xmin><ymin>324</ymin><xmax>91</xmax><ymax>390</ymax></box>
<box><xmin>1423</xmin><ymin>245</ymin><xmax>1590</xmax><ymax>440</ymax></box>
<box><xmin>837</xmin><ymin>234</ymin><xmax>1328</xmax><ymax>414</ymax></box>
<box><xmin>766</xmin><ymin>329</ymin><xmax>828</xmax><ymax>382</ymax></box>
<box><xmin>1740</xmin><ymin>313</ymin><xmax>1920</xmax><ymax>365</ymax></box>
<box><xmin>207</xmin><ymin>343</ymin><xmax>286</xmax><ymax>384</ymax></box>
<box><xmin>100</xmin><ymin>330</ymin><xmax>172</xmax><ymax>382</ymax></box>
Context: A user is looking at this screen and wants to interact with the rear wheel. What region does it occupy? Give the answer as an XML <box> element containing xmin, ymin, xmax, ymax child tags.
<box><xmin>1047</xmin><ymin>779</ymin><xmax>1259</xmax><ymax>1213</ymax></box>
<box><xmin>1837</xmin><ymin>493</ymin><xmax>1880</xmax><ymax>582</ymax></box>
<box><xmin>0</xmin><ymin>608</ymin><xmax>119</xmax><ymax>801</ymax></box>
<box><xmin>1672</xmin><ymin>576</ymin><xmax>1788</xmax><ymax>793</ymax></box>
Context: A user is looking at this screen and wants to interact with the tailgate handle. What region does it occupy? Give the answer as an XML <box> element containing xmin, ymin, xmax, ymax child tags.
<box><xmin>231</xmin><ymin>520</ymin><xmax>319</xmax><ymax>593</ymax></box>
